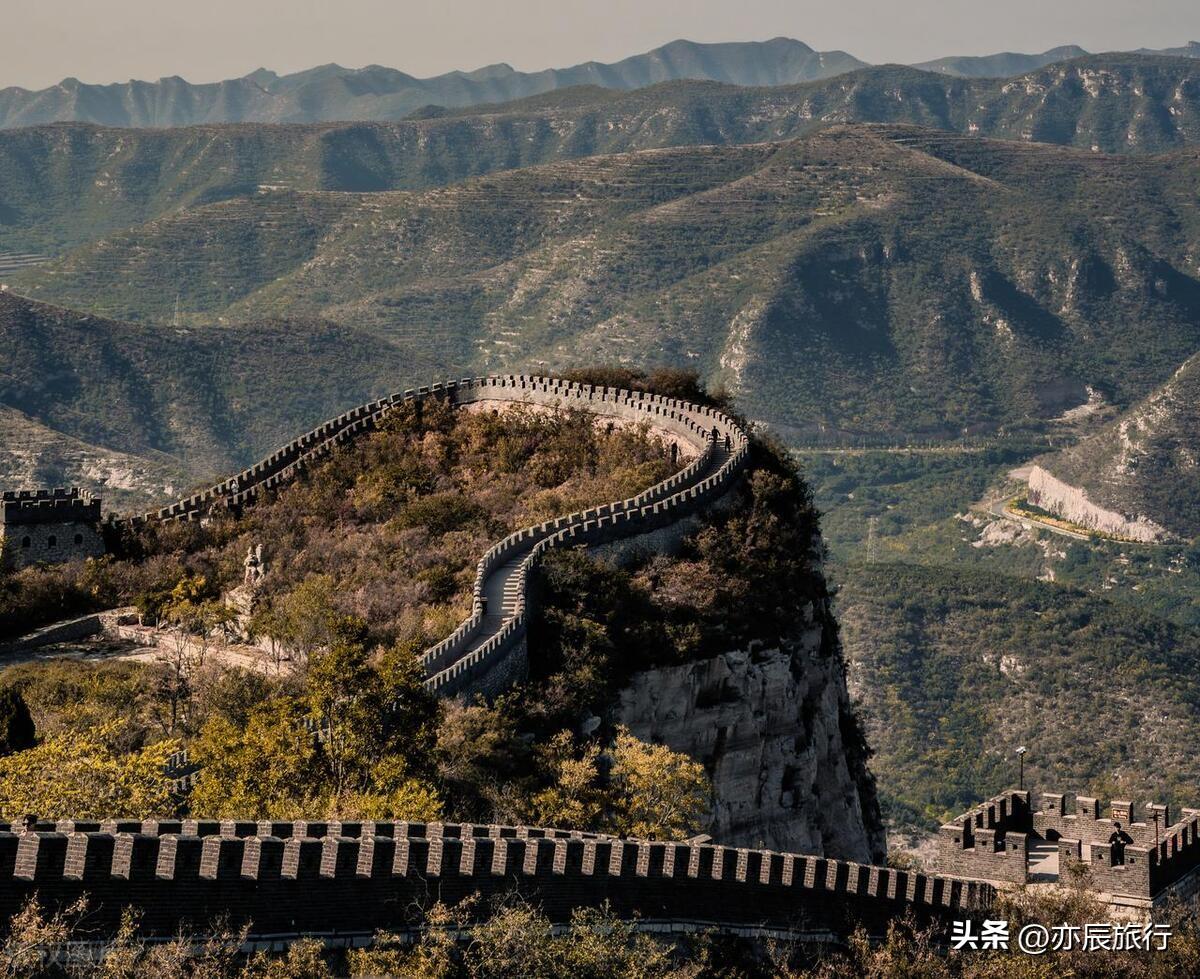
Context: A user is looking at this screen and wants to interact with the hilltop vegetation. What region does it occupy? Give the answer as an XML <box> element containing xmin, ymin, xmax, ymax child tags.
<box><xmin>6</xmin><ymin>55</ymin><xmax>1200</xmax><ymax>255</ymax></box>
<box><xmin>0</xmin><ymin>396</ymin><xmax>679</xmax><ymax>642</ymax></box>
<box><xmin>0</xmin><ymin>397</ymin><xmax>711</xmax><ymax>831</ymax></box>
<box><xmin>0</xmin><ymin>380</ymin><xmax>871</xmax><ymax>857</ymax></box>
<box><xmin>13</xmin><ymin>125</ymin><xmax>1200</xmax><ymax>448</ymax></box>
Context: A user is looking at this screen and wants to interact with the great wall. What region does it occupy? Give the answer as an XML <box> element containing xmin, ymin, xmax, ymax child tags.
<box><xmin>0</xmin><ymin>818</ymin><xmax>991</xmax><ymax>942</ymax></box>
<box><xmin>933</xmin><ymin>790</ymin><xmax>1200</xmax><ymax>910</ymax></box>
<box><xmin>3</xmin><ymin>375</ymin><xmax>751</xmax><ymax>697</ymax></box>
<box><xmin>129</xmin><ymin>374</ymin><xmax>752</xmax><ymax>698</ymax></box>
<box><xmin>4</xmin><ymin>375</ymin><xmax>1196</xmax><ymax>944</ymax></box>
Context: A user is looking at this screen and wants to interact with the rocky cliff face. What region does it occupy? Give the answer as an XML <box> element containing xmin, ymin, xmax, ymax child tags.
<box><xmin>1030</xmin><ymin>352</ymin><xmax>1200</xmax><ymax>540</ymax></box>
<box><xmin>1025</xmin><ymin>465</ymin><xmax>1168</xmax><ymax>542</ymax></box>
<box><xmin>612</xmin><ymin>598</ymin><xmax>886</xmax><ymax>864</ymax></box>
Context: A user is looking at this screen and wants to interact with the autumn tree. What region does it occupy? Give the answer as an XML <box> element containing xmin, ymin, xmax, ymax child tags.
<box><xmin>524</xmin><ymin>728</ymin><xmax>709</xmax><ymax>839</ymax></box>
<box><xmin>152</xmin><ymin>573</ymin><xmax>232</xmax><ymax>733</ymax></box>
<box><xmin>606</xmin><ymin>727</ymin><xmax>709</xmax><ymax>840</ymax></box>
<box><xmin>188</xmin><ymin>698</ymin><xmax>318</xmax><ymax>819</ymax></box>
<box><xmin>189</xmin><ymin>638</ymin><xmax>441</xmax><ymax>820</ymax></box>
<box><xmin>257</xmin><ymin>575</ymin><xmax>357</xmax><ymax>667</ymax></box>
<box><xmin>0</xmin><ymin>722</ymin><xmax>178</xmax><ymax>819</ymax></box>
<box><xmin>306</xmin><ymin>637</ymin><xmax>438</xmax><ymax>799</ymax></box>
<box><xmin>530</xmin><ymin>731</ymin><xmax>605</xmax><ymax>829</ymax></box>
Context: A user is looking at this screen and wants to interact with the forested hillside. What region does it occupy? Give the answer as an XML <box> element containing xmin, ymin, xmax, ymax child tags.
<box><xmin>837</xmin><ymin>562</ymin><xmax>1200</xmax><ymax>826</ymax></box>
<box><xmin>12</xmin><ymin>125</ymin><xmax>1200</xmax><ymax>447</ymax></box>
<box><xmin>0</xmin><ymin>292</ymin><xmax>408</xmax><ymax>484</ymax></box>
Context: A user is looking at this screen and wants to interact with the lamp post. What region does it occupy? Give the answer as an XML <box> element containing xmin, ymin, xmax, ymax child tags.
<box><xmin>1016</xmin><ymin>746</ymin><xmax>1027</xmax><ymax>791</ymax></box>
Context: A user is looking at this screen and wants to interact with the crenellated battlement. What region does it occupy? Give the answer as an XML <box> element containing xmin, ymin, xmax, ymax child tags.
<box><xmin>0</xmin><ymin>820</ymin><xmax>992</xmax><ymax>940</ymax></box>
<box><xmin>0</xmin><ymin>487</ymin><xmax>105</xmax><ymax>569</ymax></box>
<box><xmin>932</xmin><ymin>791</ymin><xmax>1032</xmax><ymax>885</ymax></box>
<box><xmin>1</xmin><ymin>487</ymin><xmax>101</xmax><ymax>526</ymax></box>
<box><xmin>934</xmin><ymin>788</ymin><xmax>1200</xmax><ymax>904</ymax></box>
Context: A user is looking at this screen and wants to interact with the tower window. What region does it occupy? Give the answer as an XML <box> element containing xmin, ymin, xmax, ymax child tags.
<box><xmin>21</xmin><ymin>537</ymin><xmax>31</xmax><ymax>549</ymax></box>
<box><xmin>47</xmin><ymin>535</ymin><xmax>56</xmax><ymax>548</ymax></box>
<box><xmin>74</xmin><ymin>533</ymin><xmax>83</xmax><ymax>545</ymax></box>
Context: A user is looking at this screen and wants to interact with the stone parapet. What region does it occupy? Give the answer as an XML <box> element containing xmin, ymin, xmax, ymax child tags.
<box><xmin>0</xmin><ymin>821</ymin><xmax>992</xmax><ymax>940</ymax></box>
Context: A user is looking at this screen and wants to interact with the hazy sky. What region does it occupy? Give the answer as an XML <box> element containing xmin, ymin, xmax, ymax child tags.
<box><xmin>3</xmin><ymin>0</ymin><xmax>1198</xmax><ymax>89</ymax></box>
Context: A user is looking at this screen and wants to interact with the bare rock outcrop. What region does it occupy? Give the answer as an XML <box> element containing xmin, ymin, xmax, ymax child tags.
<box><xmin>1026</xmin><ymin>465</ymin><xmax>1167</xmax><ymax>542</ymax></box>
<box><xmin>613</xmin><ymin>602</ymin><xmax>885</xmax><ymax>864</ymax></box>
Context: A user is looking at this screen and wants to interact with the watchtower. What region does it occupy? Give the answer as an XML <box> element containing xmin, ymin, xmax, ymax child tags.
<box><xmin>1</xmin><ymin>488</ymin><xmax>105</xmax><ymax>570</ymax></box>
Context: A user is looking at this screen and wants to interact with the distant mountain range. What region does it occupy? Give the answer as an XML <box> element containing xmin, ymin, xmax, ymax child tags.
<box><xmin>2</xmin><ymin>38</ymin><xmax>1199</xmax><ymax>128</ymax></box>
<box><xmin>911</xmin><ymin>45</ymin><xmax>1090</xmax><ymax>77</ymax></box>
<box><xmin>5</xmin><ymin>54</ymin><xmax>1200</xmax><ymax>257</ymax></box>
<box><xmin>0</xmin><ymin>38</ymin><xmax>863</xmax><ymax>128</ymax></box>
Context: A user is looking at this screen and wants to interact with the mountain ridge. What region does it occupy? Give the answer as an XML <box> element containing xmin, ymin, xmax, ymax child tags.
<box><xmin>4</xmin><ymin>37</ymin><xmax>1200</xmax><ymax>128</ymax></box>
<box><xmin>6</xmin><ymin>54</ymin><xmax>1200</xmax><ymax>256</ymax></box>
<box><xmin>0</xmin><ymin>38</ymin><xmax>867</xmax><ymax>129</ymax></box>
<box><xmin>11</xmin><ymin>124</ymin><xmax>1200</xmax><ymax>448</ymax></box>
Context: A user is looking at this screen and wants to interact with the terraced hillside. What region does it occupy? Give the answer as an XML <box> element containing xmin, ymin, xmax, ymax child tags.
<box><xmin>5</xmin><ymin>55</ymin><xmax>1200</xmax><ymax>256</ymax></box>
<box><xmin>13</xmin><ymin>125</ymin><xmax>1200</xmax><ymax>445</ymax></box>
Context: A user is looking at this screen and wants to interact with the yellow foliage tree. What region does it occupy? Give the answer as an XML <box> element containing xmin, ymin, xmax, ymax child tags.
<box><xmin>607</xmin><ymin>727</ymin><xmax>709</xmax><ymax>840</ymax></box>
<box><xmin>0</xmin><ymin>722</ymin><xmax>178</xmax><ymax>819</ymax></box>
<box><xmin>530</xmin><ymin>731</ymin><xmax>605</xmax><ymax>829</ymax></box>
<box><xmin>188</xmin><ymin>698</ymin><xmax>318</xmax><ymax>819</ymax></box>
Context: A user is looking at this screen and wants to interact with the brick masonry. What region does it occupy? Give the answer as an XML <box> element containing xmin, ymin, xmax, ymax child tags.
<box><xmin>0</xmin><ymin>820</ymin><xmax>993</xmax><ymax>940</ymax></box>
<box><xmin>934</xmin><ymin>789</ymin><xmax>1200</xmax><ymax>901</ymax></box>
<box><xmin>1</xmin><ymin>488</ymin><xmax>104</xmax><ymax>570</ymax></box>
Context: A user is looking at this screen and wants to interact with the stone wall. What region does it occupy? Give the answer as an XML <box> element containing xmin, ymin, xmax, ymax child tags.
<box><xmin>931</xmin><ymin>791</ymin><xmax>1031</xmax><ymax>885</ymax></box>
<box><xmin>1025</xmin><ymin>466</ymin><xmax>1166</xmax><ymax>542</ymax></box>
<box><xmin>1</xmin><ymin>488</ymin><xmax>105</xmax><ymax>569</ymax></box>
<box><xmin>0</xmin><ymin>613</ymin><xmax>103</xmax><ymax>658</ymax></box>
<box><xmin>935</xmin><ymin>789</ymin><xmax>1200</xmax><ymax>901</ymax></box>
<box><xmin>0</xmin><ymin>820</ymin><xmax>992</xmax><ymax>941</ymax></box>
<box><xmin>1032</xmin><ymin>792</ymin><xmax>1166</xmax><ymax>846</ymax></box>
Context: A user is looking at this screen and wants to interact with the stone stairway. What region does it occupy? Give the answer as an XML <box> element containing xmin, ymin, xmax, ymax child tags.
<box><xmin>440</xmin><ymin>434</ymin><xmax>735</xmax><ymax>690</ymax></box>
